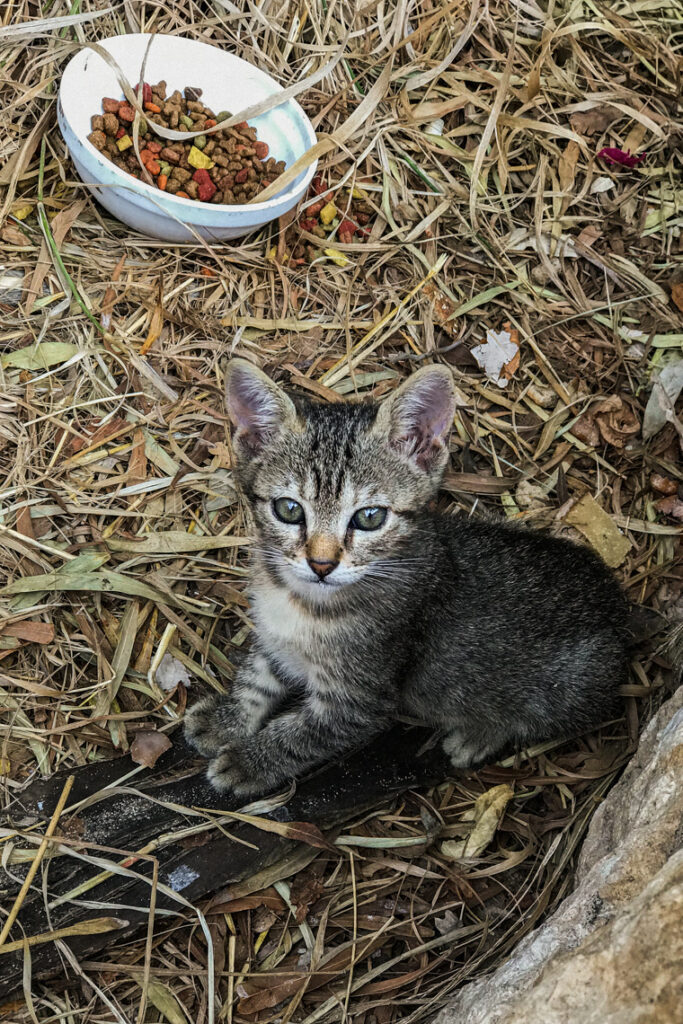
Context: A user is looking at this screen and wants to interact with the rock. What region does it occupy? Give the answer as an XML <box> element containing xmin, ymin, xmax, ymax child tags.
<box><xmin>436</xmin><ymin>686</ymin><xmax>683</xmax><ymax>1024</ymax></box>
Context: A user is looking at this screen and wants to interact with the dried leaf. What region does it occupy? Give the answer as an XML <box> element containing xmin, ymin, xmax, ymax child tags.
<box><xmin>130</xmin><ymin>731</ymin><xmax>172</xmax><ymax>769</ymax></box>
<box><xmin>654</xmin><ymin>496</ymin><xmax>683</xmax><ymax>520</ymax></box>
<box><xmin>217</xmin><ymin>810</ymin><xmax>335</xmax><ymax>852</ymax></box>
<box><xmin>650</xmin><ymin>474</ymin><xmax>678</xmax><ymax>496</ymax></box>
<box><xmin>127</xmin><ymin>428</ymin><xmax>147</xmax><ymax>487</ymax></box>
<box><xmin>441</xmin><ymin>784</ymin><xmax>514</xmax><ymax>860</ymax></box>
<box><xmin>155</xmin><ymin>653</ymin><xmax>193</xmax><ymax>692</ymax></box>
<box><xmin>593</xmin><ymin>396</ymin><xmax>640</xmax><ymax>448</ymax></box>
<box><xmin>0</xmin><ymin>620</ymin><xmax>54</xmax><ymax>644</ymax></box>
<box><xmin>590</xmin><ymin>176</ymin><xmax>616</xmax><ymax>194</ymax></box>
<box><xmin>140</xmin><ymin>299</ymin><xmax>164</xmax><ymax>356</ymax></box>
<box><xmin>572</xmin><ymin>413</ymin><xmax>600</xmax><ymax>447</ymax></box>
<box><xmin>559</xmin><ymin>140</ymin><xmax>580</xmax><ymax>193</ymax></box>
<box><xmin>642</xmin><ymin>358</ymin><xmax>683</xmax><ymax>440</ymax></box>
<box><xmin>565</xmin><ymin>493</ymin><xmax>631</xmax><ymax>567</ymax></box>
<box><xmin>1</xmin><ymin>225</ymin><xmax>27</xmax><ymax>246</ymax></box>
<box><xmin>671</xmin><ymin>282</ymin><xmax>683</xmax><ymax>313</ymax></box>
<box><xmin>471</xmin><ymin>327</ymin><xmax>519</xmax><ymax>389</ymax></box>
<box><xmin>569</xmin><ymin>105</ymin><xmax>619</xmax><ymax>136</ymax></box>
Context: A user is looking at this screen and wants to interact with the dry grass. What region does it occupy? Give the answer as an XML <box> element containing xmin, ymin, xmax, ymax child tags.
<box><xmin>1</xmin><ymin>0</ymin><xmax>682</xmax><ymax>1021</ymax></box>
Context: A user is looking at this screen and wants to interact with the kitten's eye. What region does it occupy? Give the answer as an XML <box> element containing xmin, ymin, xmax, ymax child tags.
<box><xmin>273</xmin><ymin>497</ymin><xmax>305</xmax><ymax>525</ymax></box>
<box><xmin>350</xmin><ymin>506</ymin><xmax>388</xmax><ymax>531</ymax></box>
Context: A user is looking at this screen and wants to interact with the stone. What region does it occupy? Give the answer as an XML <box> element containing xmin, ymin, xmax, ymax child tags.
<box><xmin>436</xmin><ymin>686</ymin><xmax>683</xmax><ymax>1024</ymax></box>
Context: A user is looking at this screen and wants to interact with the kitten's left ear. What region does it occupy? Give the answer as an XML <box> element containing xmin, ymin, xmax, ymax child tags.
<box><xmin>376</xmin><ymin>365</ymin><xmax>455</xmax><ymax>473</ymax></box>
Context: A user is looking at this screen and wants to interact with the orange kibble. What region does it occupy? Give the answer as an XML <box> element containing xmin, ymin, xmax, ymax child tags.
<box><xmin>139</xmin><ymin>149</ymin><xmax>154</xmax><ymax>164</ymax></box>
<box><xmin>157</xmin><ymin>174</ymin><xmax>168</xmax><ymax>191</ymax></box>
<box><xmin>176</xmin><ymin>191</ymin><xmax>189</xmax><ymax>199</ymax></box>
<box><xmin>146</xmin><ymin>159</ymin><xmax>161</xmax><ymax>176</ymax></box>
<box><xmin>144</xmin><ymin>102</ymin><xmax>162</xmax><ymax>113</ymax></box>
<box><xmin>205</xmin><ymin>118</ymin><xmax>216</xmax><ymax>128</ymax></box>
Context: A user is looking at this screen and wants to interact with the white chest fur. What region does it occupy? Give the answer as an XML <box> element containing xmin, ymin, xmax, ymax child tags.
<box><xmin>250</xmin><ymin>580</ymin><xmax>330</xmax><ymax>685</ymax></box>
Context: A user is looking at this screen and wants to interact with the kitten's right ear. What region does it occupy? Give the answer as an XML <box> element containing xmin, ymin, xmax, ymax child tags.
<box><xmin>225</xmin><ymin>359</ymin><xmax>297</xmax><ymax>458</ymax></box>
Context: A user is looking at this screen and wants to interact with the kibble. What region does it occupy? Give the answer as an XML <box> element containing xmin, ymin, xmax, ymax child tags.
<box><xmin>87</xmin><ymin>80</ymin><xmax>286</xmax><ymax>205</ymax></box>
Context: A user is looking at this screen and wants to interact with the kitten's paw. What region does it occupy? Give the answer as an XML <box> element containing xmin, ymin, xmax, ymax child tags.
<box><xmin>206</xmin><ymin>743</ymin><xmax>277</xmax><ymax>797</ymax></box>
<box><xmin>184</xmin><ymin>694</ymin><xmax>241</xmax><ymax>757</ymax></box>
<box><xmin>443</xmin><ymin>728</ymin><xmax>496</xmax><ymax>769</ymax></box>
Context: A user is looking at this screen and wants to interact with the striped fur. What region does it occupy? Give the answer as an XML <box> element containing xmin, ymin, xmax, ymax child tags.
<box><xmin>185</xmin><ymin>360</ymin><xmax>628</xmax><ymax>796</ymax></box>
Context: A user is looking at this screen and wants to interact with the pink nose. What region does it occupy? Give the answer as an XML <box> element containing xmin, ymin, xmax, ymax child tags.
<box><xmin>307</xmin><ymin>558</ymin><xmax>338</xmax><ymax>580</ymax></box>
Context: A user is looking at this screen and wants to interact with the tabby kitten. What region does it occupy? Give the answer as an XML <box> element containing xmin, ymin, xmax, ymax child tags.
<box><xmin>184</xmin><ymin>359</ymin><xmax>628</xmax><ymax>795</ymax></box>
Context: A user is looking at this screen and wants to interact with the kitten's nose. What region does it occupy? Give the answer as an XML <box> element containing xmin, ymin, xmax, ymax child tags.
<box><xmin>307</xmin><ymin>558</ymin><xmax>338</xmax><ymax>580</ymax></box>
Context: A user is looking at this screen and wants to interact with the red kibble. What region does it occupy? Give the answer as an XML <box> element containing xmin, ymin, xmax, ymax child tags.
<box><xmin>300</xmin><ymin>218</ymin><xmax>317</xmax><ymax>232</ymax></box>
<box><xmin>198</xmin><ymin>180</ymin><xmax>217</xmax><ymax>201</ymax></box>
<box><xmin>234</xmin><ymin>168</ymin><xmax>249</xmax><ymax>184</ymax></box>
<box><xmin>339</xmin><ymin>219</ymin><xmax>357</xmax><ymax>236</ymax></box>
<box><xmin>118</xmin><ymin>103</ymin><xmax>135</xmax><ymax>122</ymax></box>
<box><xmin>307</xmin><ymin>200</ymin><xmax>324</xmax><ymax>217</ymax></box>
<box><xmin>147</xmin><ymin>140</ymin><xmax>162</xmax><ymax>154</ymax></box>
<box><xmin>192</xmin><ymin>168</ymin><xmax>217</xmax><ymax>201</ymax></box>
<box><xmin>356</xmin><ymin>212</ymin><xmax>370</xmax><ymax>224</ymax></box>
<box><xmin>339</xmin><ymin>230</ymin><xmax>353</xmax><ymax>244</ymax></box>
<box><xmin>115</xmin><ymin>127</ymin><xmax>126</xmax><ymax>139</ymax></box>
<box><xmin>102</xmin><ymin>97</ymin><xmax>120</xmax><ymax>113</ymax></box>
<box><xmin>312</xmin><ymin>175</ymin><xmax>326</xmax><ymax>195</ymax></box>
<box><xmin>254</xmin><ymin>141</ymin><xmax>269</xmax><ymax>160</ymax></box>
<box><xmin>135</xmin><ymin>82</ymin><xmax>152</xmax><ymax>104</ymax></box>
<box><xmin>261</xmin><ymin>179</ymin><xmax>271</xmax><ymax>186</ymax></box>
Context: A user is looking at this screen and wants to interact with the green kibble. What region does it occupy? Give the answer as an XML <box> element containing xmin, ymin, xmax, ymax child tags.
<box><xmin>159</xmin><ymin>161</ymin><xmax>171</xmax><ymax>175</ymax></box>
<box><xmin>194</xmin><ymin>134</ymin><xmax>207</xmax><ymax>150</ymax></box>
<box><xmin>180</xmin><ymin>114</ymin><xmax>193</xmax><ymax>129</ymax></box>
<box><xmin>139</xmin><ymin>119</ymin><xmax>148</xmax><ymax>135</ymax></box>
<box><xmin>216</xmin><ymin>110</ymin><xmax>232</xmax><ymax>123</ymax></box>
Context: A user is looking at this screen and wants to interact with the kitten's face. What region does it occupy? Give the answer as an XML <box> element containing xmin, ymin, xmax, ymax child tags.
<box><xmin>225</xmin><ymin>361</ymin><xmax>455</xmax><ymax>603</ymax></box>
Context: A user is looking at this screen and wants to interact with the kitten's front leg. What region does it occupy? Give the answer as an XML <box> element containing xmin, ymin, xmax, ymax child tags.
<box><xmin>207</xmin><ymin>698</ymin><xmax>385</xmax><ymax>796</ymax></box>
<box><xmin>184</xmin><ymin>650</ymin><xmax>285</xmax><ymax>757</ymax></box>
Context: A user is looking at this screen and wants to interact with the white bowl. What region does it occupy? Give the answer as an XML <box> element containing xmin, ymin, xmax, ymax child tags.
<box><xmin>57</xmin><ymin>33</ymin><xmax>317</xmax><ymax>243</ymax></box>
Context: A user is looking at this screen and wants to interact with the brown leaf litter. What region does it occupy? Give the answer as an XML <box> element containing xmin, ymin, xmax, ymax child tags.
<box><xmin>0</xmin><ymin>1</ymin><xmax>681</xmax><ymax>1022</ymax></box>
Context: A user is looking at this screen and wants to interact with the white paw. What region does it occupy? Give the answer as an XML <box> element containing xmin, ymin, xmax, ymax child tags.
<box><xmin>443</xmin><ymin>729</ymin><xmax>494</xmax><ymax>769</ymax></box>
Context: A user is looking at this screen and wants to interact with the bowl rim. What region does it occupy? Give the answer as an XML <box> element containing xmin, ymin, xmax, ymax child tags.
<box><xmin>58</xmin><ymin>32</ymin><xmax>318</xmax><ymax>219</ymax></box>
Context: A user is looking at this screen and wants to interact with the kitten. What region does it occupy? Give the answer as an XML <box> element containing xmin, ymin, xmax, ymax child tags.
<box><xmin>184</xmin><ymin>359</ymin><xmax>628</xmax><ymax>796</ymax></box>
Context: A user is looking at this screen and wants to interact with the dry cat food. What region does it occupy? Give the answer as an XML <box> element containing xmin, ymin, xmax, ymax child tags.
<box><xmin>87</xmin><ymin>80</ymin><xmax>286</xmax><ymax>204</ymax></box>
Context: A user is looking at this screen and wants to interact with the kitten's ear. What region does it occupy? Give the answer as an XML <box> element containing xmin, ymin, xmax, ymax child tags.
<box><xmin>376</xmin><ymin>366</ymin><xmax>455</xmax><ymax>473</ymax></box>
<box><xmin>225</xmin><ymin>359</ymin><xmax>298</xmax><ymax>457</ymax></box>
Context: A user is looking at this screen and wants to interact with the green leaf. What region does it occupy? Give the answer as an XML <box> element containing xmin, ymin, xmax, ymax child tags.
<box><xmin>1</xmin><ymin>342</ymin><xmax>82</xmax><ymax>370</ymax></box>
<box><xmin>0</xmin><ymin>567</ymin><xmax>207</xmax><ymax>613</ymax></box>
<box><xmin>105</xmin><ymin>531</ymin><xmax>249</xmax><ymax>555</ymax></box>
<box><xmin>144</xmin><ymin>980</ymin><xmax>188</xmax><ymax>1024</ymax></box>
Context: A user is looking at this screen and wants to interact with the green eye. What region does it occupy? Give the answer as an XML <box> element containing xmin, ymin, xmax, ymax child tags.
<box><xmin>351</xmin><ymin>506</ymin><xmax>388</xmax><ymax>531</ymax></box>
<box><xmin>273</xmin><ymin>497</ymin><xmax>305</xmax><ymax>525</ymax></box>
